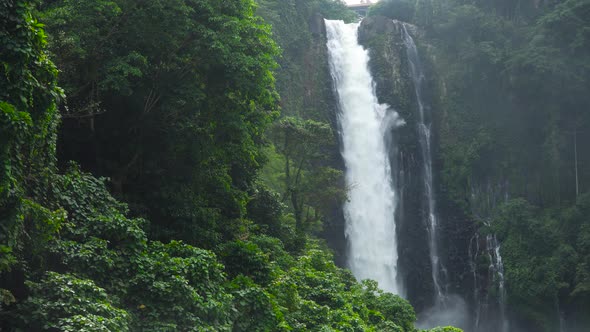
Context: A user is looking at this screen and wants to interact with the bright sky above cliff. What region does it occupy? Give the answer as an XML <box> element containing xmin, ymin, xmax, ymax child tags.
<box><xmin>344</xmin><ymin>0</ymin><xmax>380</xmax><ymax>4</ymax></box>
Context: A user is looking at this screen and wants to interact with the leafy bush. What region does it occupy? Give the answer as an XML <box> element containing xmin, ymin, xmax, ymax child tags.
<box><xmin>220</xmin><ymin>240</ymin><xmax>273</xmax><ymax>286</ymax></box>
<box><xmin>18</xmin><ymin>272</ymin><xmax>129</xmax><ymax>331</ymax></box>
<box><xmin>229</xmin><ymin>276</ymin><xmax>287</xmax><ymax>331</ymax></box>
<box><xmin>126</xmin><ymin>241</ymin><xmax>232</xmax><ymax>331</ymax></box>
<box><xmin>424</xmin><ymin>327</ymin><xmax>463</xmax><ymax>332</ymax></box>
<box><xmin>266</xmin><ymin>244</ymin><xmax>419</xmax><ymax>331</ymax></box>
<box><xmin>362</xmin><ymin>280</ymin><xmax>416</xmax><ymax>331</ymax></box>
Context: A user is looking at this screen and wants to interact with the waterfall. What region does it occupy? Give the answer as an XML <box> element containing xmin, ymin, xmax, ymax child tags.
<box><xmin>326</xmin><ymin>19</ymin><xmax>404</xmax><ymax>294</ymax></box>
<box><xmin>559</xmin><ymin>309</ymin><xmax>566</xmax><ymax>332</ymax></box>
<box><xmin>470</xmin><ymin>182</ymin><xmax>510</xmax><ymax>331</ymax></box>
<box><xmin>401</xmin><ymin>23</ymin><xmax>447</xmax><ymax>302</ymax></box>
<box><xmin>471</xmin><ymin>229</ymin><xmax>509</xmax><ymax>332</ymax></box>
<box><xmin>489</xmin><ymin>233</ymin><xmax>509</xmax><ymax>332</ymax></box>
<box><xmin>469</xmin><ymin>233</ymin><xmax>482</xmax><ymax>328</ymax></box>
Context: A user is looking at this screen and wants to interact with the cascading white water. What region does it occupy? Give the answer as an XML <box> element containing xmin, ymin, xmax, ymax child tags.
<box><xmin>469</xmin><ymin>233</ymin><xmax>482</xmax><ymax>328</ymax></box>
<box><xmin>470</xmin><ymin>228</ymin><xmax>509</xmax><ymax>332</ymax></box>
<box><xmin>326</xmin><ymin>19</ymin><xmax>404</xmax><ymax>294</ymax></box>
<box><xmin>496</xmin><ymin>246</ymin><xmax>509</xmax><ymax>332</ymax></box>
<box><xmin>470</xmin><ymin>182</ymin><xmax>511</xmax><ymax>331</ymax></box>
<box><xmin>402</xmin><ymin>23</ymin><xmax>446</xmax><ymax>301</ymax></box>
<box><xmin>488</xmin><ymin>232</ymin><xmax>509</xmax><ymax>332</ymax></box>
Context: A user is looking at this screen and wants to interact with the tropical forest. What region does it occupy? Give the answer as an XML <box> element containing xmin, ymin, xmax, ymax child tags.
<box><xmin>0</xmin><ymin>0</ymin><xmax>589</xmax><ymax>331</ymax></box>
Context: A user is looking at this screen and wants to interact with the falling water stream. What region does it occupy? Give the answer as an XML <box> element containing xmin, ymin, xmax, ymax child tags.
<box><xmin>402</xmin><ymin>23</ymin><xmax>447</xmax><ymax>303</ymax></box>
<box><xmin>489</xmin><ymin>232</ymin><xmax>509</xmax><ymax>332</ymax></box>
<box><xmin>469</xmin><ymin>182</ymin><xmax>510</xmax><ymax>331</ymax></box>
<box><xmin>326</xmin><ymin>19</ymin><xmax>403</xmax><ymax>294</ymax></box>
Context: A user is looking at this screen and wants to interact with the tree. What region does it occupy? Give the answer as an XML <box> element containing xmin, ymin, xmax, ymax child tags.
<box><xmin>40</xmin><ymin>0</ymin><xmax>280</xmax><ymax>247</ymax></box>
<box><xmin>271</xmin><ymin>117</ymin><xmax>345</xmax><ymax>235</ymax></box>
<box><xmin>0</xmin><ymin>0</ymin><xmax>62</xmax><ymax>310</ymax></box>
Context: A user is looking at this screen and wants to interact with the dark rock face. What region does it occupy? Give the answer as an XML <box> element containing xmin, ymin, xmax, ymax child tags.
<box><xmin>309</xmin><ymin>13</ymin><xmax>326</xmax><ymax>37</ymax></box>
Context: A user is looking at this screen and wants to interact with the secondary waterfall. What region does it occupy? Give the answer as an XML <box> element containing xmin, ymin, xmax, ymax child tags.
<box><xmin>469</xmin><ymin>231</ymin><xmax>509</xmax><ymax>332</ymax></box>
<box><xmin>488</xmin><ymin>232</ymin><xmax>509</xmax><ymax>332</ymax></box>
<box><xmin>326</xmin><ymin>19</ymin><xmax>403</xmax><ymax>294</ymax></box>
<box><xmin>494</xmin><ymin>239</ymin><xmax>509</xmax><ymax>332</ymax></box>
<box><xmin>402</xmin><ymin>24</ymin><xmax>447</xmax><ymax>302</ymax></box>
<box><xmin>469</xmin><ymin>182</ymin><xmax>510</xmax><ymax>331</ymax></box>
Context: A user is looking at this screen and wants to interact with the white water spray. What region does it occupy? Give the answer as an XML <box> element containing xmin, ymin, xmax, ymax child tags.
<box><xmin>326</xmin><ymin>19</ymin><xmax>403</xmax><ymax>294</ymax></box>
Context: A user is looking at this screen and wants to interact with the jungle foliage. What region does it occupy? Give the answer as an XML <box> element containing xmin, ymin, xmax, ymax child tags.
<box><xmin>0</xmin><ymin>0</ymin><xmax>454</xmax><ymax>331</ymax></box>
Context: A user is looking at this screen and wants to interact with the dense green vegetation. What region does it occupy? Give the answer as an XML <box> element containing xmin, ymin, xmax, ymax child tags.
<box><xmin>4</xmin><ymin>0</ymin><xmax>586</xmax><ymax>330</ymax></box>
<box><xmin>40</xmin><ymin>0</ymin><xmax>281</xmax><ymax>248</ymax></box>
<box><xmin>371</xmin><ymin>0</ymin><xmax>590</xmax><ymax>330</ymax></box>
<box><xmin>256</xmin><ymin>0</ymin><xmax>352</xmax><ymax>258</ymax></box>
<box><xmin>0</xmin><ymin>0</ymin><xmax>461</xmax><ymax>331</ymax></box>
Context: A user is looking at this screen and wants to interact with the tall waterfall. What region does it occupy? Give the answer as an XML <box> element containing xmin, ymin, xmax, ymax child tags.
<box><xmin>402</xmin><ymin>24</ymin><xmax>447</xmax><ymax>302</ymax></box>
<box><xmin>326</xmin><ymin>19</ymin><xmax>403</xmax><ymax>294</ymax></box>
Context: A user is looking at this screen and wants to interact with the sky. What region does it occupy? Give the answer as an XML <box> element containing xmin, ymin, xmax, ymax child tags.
<box><xmin>344</xmin><ymin>0</ymin><xmax>381</xmax><ymax>5</ymax></box>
